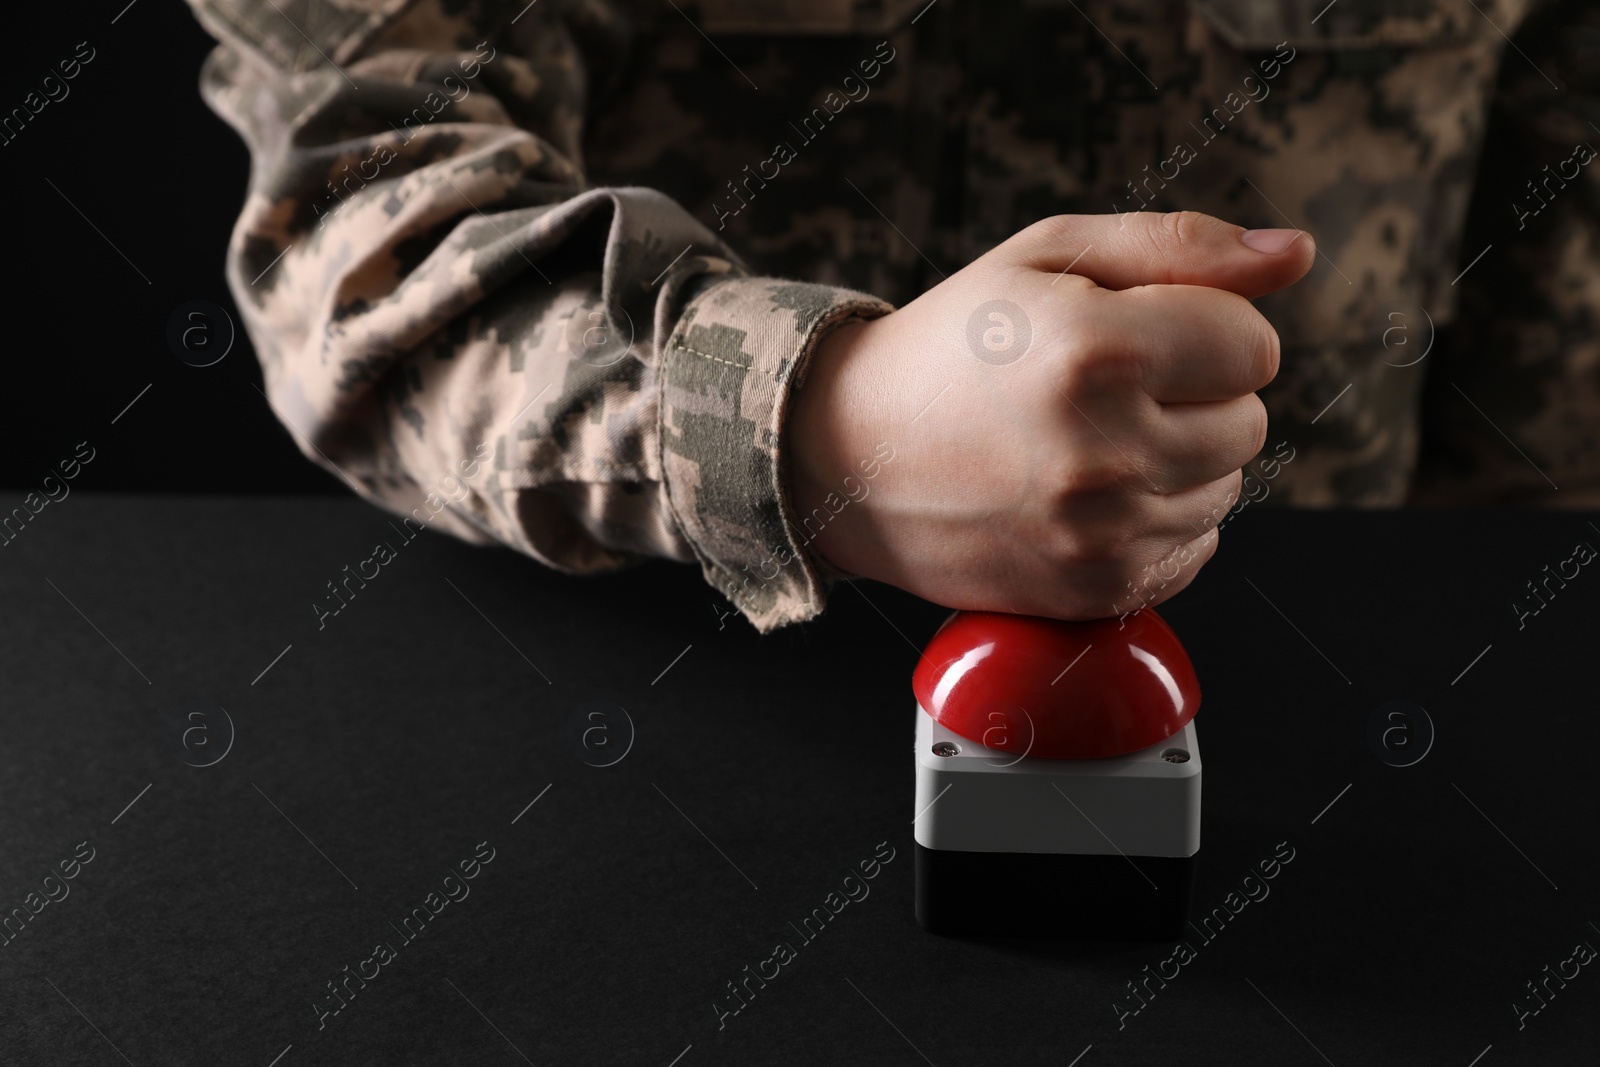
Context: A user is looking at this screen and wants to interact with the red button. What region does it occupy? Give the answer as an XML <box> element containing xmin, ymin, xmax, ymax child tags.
<box><xmin>913</xmin><ymin>610</ymin><xmax>1200</xmax><ymax>759</ymax></box>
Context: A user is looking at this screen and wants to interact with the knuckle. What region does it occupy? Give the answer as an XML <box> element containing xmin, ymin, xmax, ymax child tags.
<box><xmin>1119</xmin><ymin>547</ymin><xmax>1189</xmax><ymax>606</ymax></box>
<box><xmin>1018</xmin><ymin>213</ymin><xmax>1075</xmax><ymax>252</ymax></box>
<box><xmin>1160</xmin><ymin>210</ymin><xmax>1205</xmax><ymax>251</ymax></box>
<box><xmin>1196</xmin><ymin>472</ymin><xmax>1242</xmax><ymax>532</ymax></box>
<box><xmin>1055</xmin><ymin>463</ymin><xmax>1131</xmax><ymax>502</ymax></box>
<box><xmin>1057</xmin><ymin>327</ymin><xmax>1140</xmax><ymax>397</ymax></box>
<box><xmin>1245</xmin><ymin>396</ymin><xmax>1269</xmax><ymax>457</ymax></box>
<box><xmin>1214</xmin><ymin>293</ymin><xmax>1277</xmax><ymax>392</ymax></box>
<box><xmin>1081</xmin><ymin>351</ymin><xmax>1143</xmax><ymax>396</ymax></box>
<box><xmin>1216</xmin><ymin>472</ymin><xmax>1244</xmax><ymax>523</ymax></box>
<box><xmin>1049</xmin><ymin>479</ymin><xmax>1139</xmax><ymax>550</ymax></box>
<box><xmin>1226</xmin><ymin>466</ymin><xmax>1246</xmax><ymax>502</ymax></box>
<box><xmin>1046</xmin><ymin>478</ymin><xmax>1142</xmax><ymax>563</ymax></box>
<box><xmin>1252</xmin><ymin>318</ymin><xmax>1281</xmax><ymax>390</ymax></box>
<box><xmin>1053</xmin><ymin>524</ymin><xmax>1124</xmax><ymax>569</ymax></box>
<box><xmin>1209</xmin><ymin>293</ymin><xmax>1277</xmax><ymax>394</ymax></box>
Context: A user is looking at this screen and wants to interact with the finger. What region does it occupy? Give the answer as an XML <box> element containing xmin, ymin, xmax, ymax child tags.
<box><xmin>1106</xmin><ymin>523</ymin><xmax>1222</xmax><ymax>619</ymax></box>
<box><xmin>1038</xmin><ymin>471</ymin><xmax>1234</xmax><ymax>611</ymax></box>
<box><xmin>1133</xmin><ymin>526</ymin><xmax>1221</xmax><ymax>612</ymax></box>
<box><xmin>1009</xmin><ymin>210</ymin><xmax>1315</xmax><ymax>299</ymax></box>
<box><xmin>1146</xmin><ymin>397</ymin><xmax>1268</xmax><ymax>492</ymax></box>
<box><xmin>1144</xmin><ymin>469</ymin><xmax>1243</xmax><ymax>542</ymax></box>
<box><xmin>1109</xmin><ymin>285</ymin><xmax>1280</xmax><ymax>403</ymax></box>
<box><xmin>1022</xmin><ymin>534</ymin><xmax>1216</xmax><ymax>620</ymax></box>
<box><xmin>1110</xmin><ymin>473</ymin><xmax>1238</xmax><ymax>610</ymax></box>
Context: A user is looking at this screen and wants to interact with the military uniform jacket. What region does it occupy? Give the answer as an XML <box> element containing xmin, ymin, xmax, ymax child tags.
<box><xmin>185</xmin><ymin>0</ymin><xmax>1597</xmax><ymax>630</ymax></box>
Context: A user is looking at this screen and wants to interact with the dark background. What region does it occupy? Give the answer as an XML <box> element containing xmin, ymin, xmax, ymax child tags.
<box><xmin>1</xmin><ymin>499</ymin><xmax>1595</xmax><ymax>1065</ymax></box>
<box><xmin>2</xmin><ymin>1</ymin><xmax>340</xmax><ymax>495</ymax></box>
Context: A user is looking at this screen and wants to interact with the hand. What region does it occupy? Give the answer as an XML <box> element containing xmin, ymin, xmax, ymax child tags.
<box><xmin>785</xmin><ymin>211</ymin><xmax>1315</xmax><ymax>619</ymax></box>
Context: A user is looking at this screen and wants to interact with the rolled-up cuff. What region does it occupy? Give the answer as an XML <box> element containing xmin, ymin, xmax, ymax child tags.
<box><xmin>658</xmin><ymin>277</ymin><xmax>893</xmax><ymax>632</ymax></box>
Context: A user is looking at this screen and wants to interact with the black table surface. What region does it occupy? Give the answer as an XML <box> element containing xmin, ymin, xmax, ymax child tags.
<box><xmin>1</xmin><ymin>495</ymin><xmax>1595</xmax><ymax>1066</ymax></box>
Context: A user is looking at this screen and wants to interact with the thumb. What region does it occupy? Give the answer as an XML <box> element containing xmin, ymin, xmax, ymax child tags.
<box><xmin>1011</xmin><ymin>210</ymin><xmax>1316</xmax><ymax>299</ymax></box>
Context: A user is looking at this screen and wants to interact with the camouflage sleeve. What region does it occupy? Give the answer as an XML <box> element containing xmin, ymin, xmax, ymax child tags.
<box><xmin>184</xmin><ymin>0</ymin><xmax>892</xmax><ymax>631</ymax></box>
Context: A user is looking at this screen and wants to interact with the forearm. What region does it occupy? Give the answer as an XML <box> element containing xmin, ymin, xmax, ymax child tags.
<box><xmin>188</xmin><ymin>0</ymin><xmax>892</xmax><ymax>628</ymax></box>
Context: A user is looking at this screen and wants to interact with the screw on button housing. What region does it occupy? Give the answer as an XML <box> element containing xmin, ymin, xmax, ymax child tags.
<box><xmin>932</xmin><ymin>741</ymin><xmax>962</xmax><ymax>757</ymax></box>
<box><xmin>1162</xmin><ymin>749</ymin><xmax>1190</xmax><ymax>763</ymax></box>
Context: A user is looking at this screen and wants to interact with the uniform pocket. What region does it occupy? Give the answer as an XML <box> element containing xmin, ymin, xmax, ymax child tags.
<box><xmin>694</xmin><ymin>0</ymin><xmax>925</xmax><ymax>35</ymax></box>
<box><xmin>1190</xmin><ymin>0</ymin><xmax>1478</xmax><ymax>51</ymax></box>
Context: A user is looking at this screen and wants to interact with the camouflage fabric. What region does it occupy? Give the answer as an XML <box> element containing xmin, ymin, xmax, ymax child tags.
<box><xmin>187</xmin><ymin>0</ymin><xmax>1600</xmax><ymax>632</ymax></box>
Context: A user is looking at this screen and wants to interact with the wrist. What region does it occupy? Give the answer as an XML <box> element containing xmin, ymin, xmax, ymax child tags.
<box><xmin>785</xmin><ymin>316</ymin><xmax>875</xmax><ymax>578</ymax></box>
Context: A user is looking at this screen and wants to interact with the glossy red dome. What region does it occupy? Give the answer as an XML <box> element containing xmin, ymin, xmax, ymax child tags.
<box><xmin>912</xmin><ymin>609</ymin><xmax>1200</xmax><ymax>759</ymax></box>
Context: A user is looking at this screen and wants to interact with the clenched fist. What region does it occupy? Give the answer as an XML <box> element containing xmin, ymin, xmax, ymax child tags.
<box><xmin>785</xmin><ymin>210</ymin><xmax>1315</xmax><ymax>619</ymax></box>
